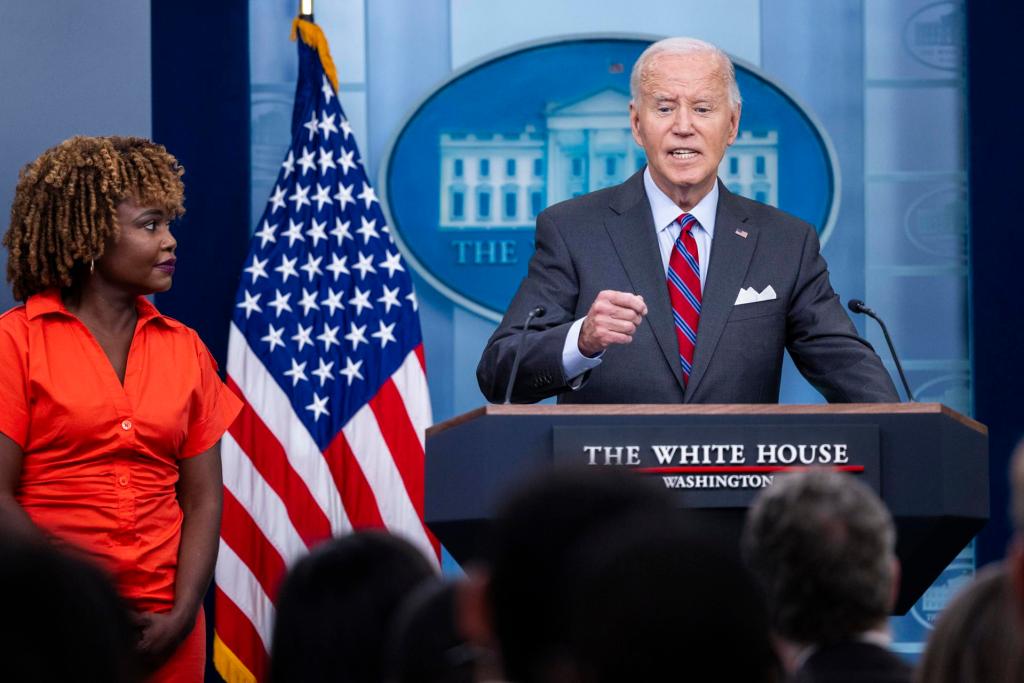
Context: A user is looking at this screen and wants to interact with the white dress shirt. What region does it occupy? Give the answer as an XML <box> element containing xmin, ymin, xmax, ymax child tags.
<box><xmin>561</xmin><ymin>169</ymin><xmax>720</xmax><ymax>382</ymax></box>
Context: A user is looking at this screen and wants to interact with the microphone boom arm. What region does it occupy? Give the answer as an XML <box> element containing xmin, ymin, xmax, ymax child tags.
<box><xmin>847</xmin><ymin>299</ymin><xmax>916</xmax><ymax>402</ymax></box>
<box><xmin>503</xmin><ymin>306</ymin><xmax>545</xmax><ymax>404</ymax></box>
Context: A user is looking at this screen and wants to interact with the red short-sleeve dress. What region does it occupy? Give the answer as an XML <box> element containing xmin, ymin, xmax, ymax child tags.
<box><xmin>0</xmin><ymin>289</ymin><xmax>242</xmax><ymax>681</ymax></box>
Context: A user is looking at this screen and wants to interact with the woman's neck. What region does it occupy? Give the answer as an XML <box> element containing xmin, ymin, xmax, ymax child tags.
<box><xmin>62</xmin><ymin>282</ymin><xmax>139</xmax><ymax>333</ymax></box>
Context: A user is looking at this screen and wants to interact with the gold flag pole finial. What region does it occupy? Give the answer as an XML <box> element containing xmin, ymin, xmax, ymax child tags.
<box><xmin>291</xmin><ymin>0</ymin><xmax>339</xmax><ymax>93</ymax></box>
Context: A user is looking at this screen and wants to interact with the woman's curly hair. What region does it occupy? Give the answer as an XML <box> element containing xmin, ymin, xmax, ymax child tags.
<box><xmin>4</xmin><ymin>136</ymin><xmax>185</xmax><ymax>301</ymax></box>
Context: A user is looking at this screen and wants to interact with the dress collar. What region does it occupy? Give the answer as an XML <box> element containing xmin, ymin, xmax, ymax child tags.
<box><xmin>26</xmin><ymin>288</ymin><xmax>178</xmax><ymax>329</ymax></box>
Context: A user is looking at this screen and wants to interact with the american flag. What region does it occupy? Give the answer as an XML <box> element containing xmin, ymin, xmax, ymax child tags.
<box><xmin>214</xmin><ymin>19</ymin><xmax>437</xmax><ymax>683</ymax></box>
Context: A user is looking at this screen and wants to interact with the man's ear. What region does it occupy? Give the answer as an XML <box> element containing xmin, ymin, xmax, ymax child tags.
<box><xmin>456</xmin><ymin>565</ymin><xmax>496</xmax><ymax>647</ymax></box>
<box><xmin>888</xmin><ymin>557</ymin><xmax>902</xmax><ymax>613</ymax></box>
<box><xmin>726</xmin><ymin>102</ymin><xmax>742</xmax><ymax>146</ymax></box>
<box><xmin>629</xmin><ymin>101</ymin><xmax>643</xmax><ymax>148</ymax></box>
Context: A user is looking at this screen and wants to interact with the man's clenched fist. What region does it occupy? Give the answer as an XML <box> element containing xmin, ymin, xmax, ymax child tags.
<box><xmin>578</xmin><ymin>290</ymin><xmax>648</xmax><ymax>357</ymax></box>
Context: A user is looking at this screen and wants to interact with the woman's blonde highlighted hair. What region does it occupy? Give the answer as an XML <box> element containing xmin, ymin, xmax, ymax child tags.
<box><xmin>4</xmin><ymin>135</ymin><xmax>185</xmax><ymax>301</ymax></box>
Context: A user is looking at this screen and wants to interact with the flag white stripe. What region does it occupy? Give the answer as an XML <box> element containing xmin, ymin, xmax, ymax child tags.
<box><xmin>221</xmin><ymin>433</ymin><xmax>310</xmax><ymax>567</ymax></box>
<box><xmin>342</xmin><ymin>405</ymin><xmax>437</xmax><ymax>563</ymax></box>
<box><xmin>390</xmin><ymin>349</ymin><xmax>432</xmax><ymax>451</ymax></box>
<box><xmin>218</xmin><ymin>29</ymin><xmax>439</xmax><ymax>682</ymax></box>
<box><xmin>228</xmin><ymin>323</ymin><xmax>352</xmax><ymax>535</ymax></box>
<box><xmin>215</xmin><ymin>539</ymin><xmax>276</xmax><ymax>652</ymax></box>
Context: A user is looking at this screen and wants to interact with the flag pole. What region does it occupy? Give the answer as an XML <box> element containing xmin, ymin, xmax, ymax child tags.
<box><xmin>216</xmin><ymin>6</ymin><xmax>438</xmax><ymax>678</ymax></box>
<box><xmin>299</xmin><ymin>0</ymin><xmax>313</xmax><ymax>20</ymax></box>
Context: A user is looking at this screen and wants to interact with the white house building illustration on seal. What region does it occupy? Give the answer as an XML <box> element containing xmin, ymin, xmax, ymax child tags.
<box><xmin>439</xmin><ymin>89</ymin><xmax>778</xmax><ymax>230</ymax></box>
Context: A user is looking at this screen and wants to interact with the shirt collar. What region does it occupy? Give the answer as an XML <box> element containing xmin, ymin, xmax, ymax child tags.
<box><xmin>26</xmin><ymin>288</ymin><xmax>178</xmax><ymax>329</ymax></box>
<box><xmin>792</xmin><ymin>627</ymin><xmax>893</xmax><ymax>672</ymax></box>
<box><xmin>857</xmin><ymin>627</ymin><xmax>892</xmax><ymax>648</ymax></box>
<box><xmin>25</xmin><ymin>289</ymin><xmax>71</xmax><ymax>319</ymax></box>
<box><xmin>643</xmin><ymin>167</ymin><xmax>719</xmax><ymax>237</ymax></box>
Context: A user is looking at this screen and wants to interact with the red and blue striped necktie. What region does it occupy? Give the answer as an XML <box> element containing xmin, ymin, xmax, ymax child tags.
<box><xmin>666</xmin><ymin>213</ymin><xmax>701</xmax><ymax>385</ymax></box>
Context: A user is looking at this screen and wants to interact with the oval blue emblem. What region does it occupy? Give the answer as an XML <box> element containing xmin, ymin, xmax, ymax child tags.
<box><xmin>382</xmin><ymin>37</ymin><xmax>838</xmax><ymax>320</ymax></box>
<box><xmin>904</xmin><ymin>185</ymin><xmax>967</xmax><ymax>262</ymax></box>
<box><xmin>902</xmin><ymin>2</ymin><xmax>963</xmax><ymax>71</ymax></box>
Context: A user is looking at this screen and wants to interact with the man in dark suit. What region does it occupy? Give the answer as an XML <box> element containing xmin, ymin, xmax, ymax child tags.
<box><xmin>742</xmin><ymin>470</ymin><xmax>912</xmax><ymax>683</ymax></box>
<box><xmin>476</xmin><ymin>37</ymin><xmax>898</xmax><ymax>404</ymax></box>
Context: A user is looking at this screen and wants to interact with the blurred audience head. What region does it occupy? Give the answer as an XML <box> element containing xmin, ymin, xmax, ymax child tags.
<box><xmin>384</xmin><ymin>581</ymin><xmax>476</xmax><ymax>683</ymax></box>
<box><xmin>565</xmin><ymin>513</ymin><xmax>780</xmax><ymax>683</ymax></box>
<box><xmin>1009</xmin><ymin>440</ymin><xmax>1024</xmax><ymax>622</ymax></box>
<box><xmin>0</xmin><ymin>537</ymin><xmax>142</xmax><ymax>683</ymax></box>
<box><xmin>915</xmin><ymin>563</ymin><xmax>1024</xmax><ymax>683</ymax></box>
<box><xmin>742</xmin><ymin>469</ymin><xmax>898</xmax><ymax>645</ymax></box>
<box><xmin>482</xmin><ymin>466</ymin><xmax>675</xmax><ymax>683</ymax></box>
<box><xmin>269</xmin><ymin>531</ymin><xmax>437</xmax><ymax>683</ymax></box>
<box><xmin>1013</xmin><ymin>440</ymin><xmax>1024</xmax><ymax>534</ymax></box>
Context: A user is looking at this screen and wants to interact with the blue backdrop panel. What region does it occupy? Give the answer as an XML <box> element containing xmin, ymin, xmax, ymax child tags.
<box><xmin>0</xmin><ymin>0</ymin><xmax>152</xmax><ymax>313</ymax></box>
<box><xmin>152</xmin><ymin>0</ymin><xmax>251</xmax><ymax>371</ymax></box>
<box><xmin>150</xmin><ymin>3</ymin><xmax>250</xmax><ymax>680</ymax></box>
<box><xmin>968</xmin><ymin>0</ymin><xmax>1024</xmax><ymax>567</ymax></box>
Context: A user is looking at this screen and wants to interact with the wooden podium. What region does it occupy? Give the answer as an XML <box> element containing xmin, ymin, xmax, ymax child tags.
<box><xmin>425</xmin><ymin>403</ymin><xmax>988</xmax><ymax>613</ymax></box>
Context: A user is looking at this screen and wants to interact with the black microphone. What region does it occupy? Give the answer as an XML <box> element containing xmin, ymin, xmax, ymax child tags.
<box><xmin>504</xmin><ymin>306</ymin><xmax>546</xmax><ymax>404</ymax></box>
<box><xmin>847</xmin><ymin>299</ymin><xmax>915</xmax><ymax>402</ymax></box>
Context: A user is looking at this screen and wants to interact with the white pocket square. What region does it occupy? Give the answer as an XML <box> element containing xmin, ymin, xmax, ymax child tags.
<box><xmin>734</xmin><ymin>285</ymin><xmax>777</xmax><ymax>306</ymax></box>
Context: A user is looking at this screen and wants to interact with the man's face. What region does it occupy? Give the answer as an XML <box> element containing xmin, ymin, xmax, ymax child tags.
<box><xmin>630</xmin><ymin>51</ymin><xmax>740</xmax><ymax>210</ymax></box>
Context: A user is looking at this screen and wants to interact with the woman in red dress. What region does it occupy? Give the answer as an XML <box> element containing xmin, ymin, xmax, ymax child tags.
<box><xmin>0</xmin><ymin>136</ymin><xmax>242</xmax><ymax>682</ymax></box>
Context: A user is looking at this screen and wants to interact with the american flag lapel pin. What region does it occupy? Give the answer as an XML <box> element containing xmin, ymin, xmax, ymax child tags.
<box><xmin>735</xmin><ymin>229</ymin><xmax>749</xmax><ymax>239</ymax></box>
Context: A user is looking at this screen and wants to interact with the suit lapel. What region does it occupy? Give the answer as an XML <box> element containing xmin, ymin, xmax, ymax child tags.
<box><xmin>605</xmin><ymin>173</ymin><xmax>686</xmax><ymax>391</ymax></box>
<box><xmin>684</xmin><ymin>184</ymin><xmax>758</xmax><ymax>401</ymax></box>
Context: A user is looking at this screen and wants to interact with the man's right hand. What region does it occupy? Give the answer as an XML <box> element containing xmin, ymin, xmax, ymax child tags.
<box><xmin>578</xmin><ymin>290</ymin><xmax>648</xmax><ymax>357</ymax></box>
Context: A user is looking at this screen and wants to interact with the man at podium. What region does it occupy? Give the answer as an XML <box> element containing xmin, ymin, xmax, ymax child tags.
<box><xmin>477</xmin><ymin>37</ymin><xmax>897</xmax><ymax>405</ymax></box>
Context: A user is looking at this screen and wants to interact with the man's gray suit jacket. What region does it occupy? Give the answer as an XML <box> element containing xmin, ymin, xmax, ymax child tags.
<box><xmin>476</xmin><ymin>171</ymin><xmax>899</xmax><ymax>404</ymax></box>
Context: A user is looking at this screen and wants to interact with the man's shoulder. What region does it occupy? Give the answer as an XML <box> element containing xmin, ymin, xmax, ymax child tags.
<box><xmin>540</xmin><ymin>187</ymin><xmax>618</xmax><ymax>223</ymax></box>
<box><xmin>539</xmin><ymin>174</ymin><xmax>644</xmax><ymax>225</ymax></box>
<box><xmin>722</xmin><ymin>189</ymin><xmax>816</xmax><ymax>237</ymax></box>
<box><xmin>799</xmin><ymin>641</ymin><xmax>912</xmax><ymax>683</ymax></box>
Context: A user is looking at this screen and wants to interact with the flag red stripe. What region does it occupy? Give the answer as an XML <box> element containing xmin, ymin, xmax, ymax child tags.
<box><xmin>368</xmin><ymin>379</ymin><xmax>425</xmax><ymax>512</ymax></box>
<box><xmin>367</xmin><ymin>378</ymin><xmax>440</xmax><ymax>556</ymax></box>
<box><xmin>219</xmin><ymin>25</ymin><xmax>440</xmax><ymax>675</ymax></box>
<box><xmin>227</xmin><ymin>377</ymin><xmax>333</xmax><ymax>546</ymax></box>
<box><xmin>215</xmin><ymin>587</ymin><xmax>269</xmax><ymax>682</ymax></box>
<box><xmin>220</xmin><ymin>488</ymin><xmax>289</xmax><ymax>602</ymax></box>
<box><xmin>322</xmin><ymin>430</ymin><xmax>386</xmax><ymax>530</ymax></box>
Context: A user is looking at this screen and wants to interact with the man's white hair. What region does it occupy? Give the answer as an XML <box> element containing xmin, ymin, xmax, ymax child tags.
<box><xmin>630</xmin><ymin>37</ymin><xmax>742</xmax><ymax>108</ymax></box>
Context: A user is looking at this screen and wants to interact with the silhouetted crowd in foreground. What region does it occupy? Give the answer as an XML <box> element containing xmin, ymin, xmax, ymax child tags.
<box><xmin>6</xmin><ymin>456</ymin><xmax>1024</xmax><ymax>683</ymax></box>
